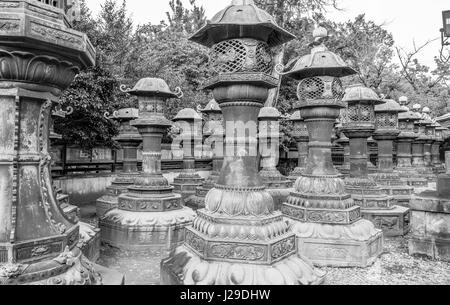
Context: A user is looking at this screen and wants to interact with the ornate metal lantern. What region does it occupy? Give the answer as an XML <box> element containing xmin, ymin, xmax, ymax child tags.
<box><xmin>342</xmin><ymin>87</ymin><xmax>408</xmax><ymax>236</ymax></box>
<box><xmin>96</xmin><ymin>108</ymin><xmax>142</xmax><ymax>218</ymax></box>
<box><xmin>396</xmin><ymin>103</ymin><xmax>428</xmax><ymax>187</ymax></box>
<box><xmin>288</xmin><ymin>111</ymin><xmax>309</xmax><ymax>180</ymax></box>
<box><xmin>100</xmin><ymin>78</ymin><xmax>195</xmax><ymax>251</ymax></box>
<box><xmin>281</xmin><ymin>28</ymin><xmax>383</xmax><ymax>267</ymax></box>
<box><xmin>162</xmin><ymin>0</ymin><xmax>324</xmax><ymax>285</ymax></box>
<box><xmin>171</xmin><ymin>108</ymin><xmax>205</xmax><ymax>202</ymax></box>
<box><xmin>0</xmin><ymin>0</ymin><xmax>113</xmax><ymax>285</ymax></box>
<box><xmin>371</xmin><ymin>99</ymin><xmax>414</xmax><ymax>209</ymax></box>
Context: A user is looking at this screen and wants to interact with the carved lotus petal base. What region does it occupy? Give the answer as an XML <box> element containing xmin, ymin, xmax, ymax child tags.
<box><xmin>160</xmin><ymin>246</ymin><xmax>326</xmax><ymax>285</ymax></box>
<box><xmin>289</xmin><ymin>219</ymin><xmax>383</xmax><ymax>267</ymax></box>
<box><xmin>361</xmin><ymin>205</ymin><xmax>410</xmax><ymax>237</ymax></box>
<box><xmin>99</xmin><ymin>207</ymin><xmax>196</xmax><ymax>251</ymax></box>
<box><xmin>267</xmin><ymin>188</ymin><xmax>294</xmax><ymax>210</ymax></box>
<box><xmin>344</xmin><ymin>178</ymin><xmax>397</xmax><ymax>210</ymax></box>
<box><xmin>0</xmin><ymin>248</ymin><xmax>102</xmax><ymax>285</ymax></box>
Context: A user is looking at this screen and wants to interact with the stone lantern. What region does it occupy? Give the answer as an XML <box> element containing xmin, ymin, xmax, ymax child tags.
<box><xmin>0</xmin><ymin>0</ymin><xmax>128</xmax><ymax>285</ymax></box>
<box><xmin>288</xmin><ymin>111</ymin><xmax>310</xmax><ymax>180</ymax></box>
<box><xmin>367</xmin><ymin>137</ymin><xmax>378</xmax><ymax>173</ymax></box>
<box><xmin>396</xmin><ymin>104</ymin><xmax>428</xmax><ymax>187</ymax></box>
<box><xmin>412</xmin><ymin>106</ymin><xmax>436</xmax><ymax>181</ymax></box>
<box><xmin>96</xmin><ymin>108</ymin><xmax>142</xmax><ymax>218</ymax></box>
<box><xmin>192</xmin><ymin>99</ymin><xmax>225</xmax><ymax>209</ymax></box>
<box><xmin>171</xmin><ymin>108</ymin><xmax>205</xmax><ymax>202</ymax></box>
<box><xmin>423</xmin><ymin>107</ymin><xmax>435</xmax><ymax>167</ymax></box>
<box><xmin>162</xmin><ymin>0</ymin><xmax>325</xmax><ymax>285</ymax></box>
<box><xmin>433</xmin><ymin>123</ymin><xmax>446</xmax><ymax>174</ymax></box>
<box><xmin>258</xmin><ymin>107</ymin><xmax>293</xmax><ymax>208</ymax></box>
<box><xmin>281</xmin><ymin>28</ymin><xmax>383</xmax><ymax>267</ymax></box>
<box><xmin>370</xmin><ymin>99</ymin><xmax>414</xmax><ymax>210</ymax></box>
<box><xmin>342</xmin><ymin>87</ymin><xmax>408</xmax><ymax>236</ymax></box>
<box><xmin>100</xmin><ymin>78</ymin><xmax>196</xmax><ymax>251</ymax></box>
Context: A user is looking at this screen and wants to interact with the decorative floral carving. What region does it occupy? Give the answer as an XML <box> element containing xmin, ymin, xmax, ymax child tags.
<box><xmin>185</xmin><ymin>231</ymin><xmax>205</xmax><ymax>254</ymax></box>
<box><xmin>210</xmin><ymin>244</ymin><xmax>265</xmax><ymax>261</ymax></box>
<box><xmin>0</xmin><ymin>264</ymin><xmax>25</xmax><ymax>279</ymax></box>
<box><xmin>271</xmin><ymin>237</ymin><xmax>295</xmax><ymax>259</ymax></box>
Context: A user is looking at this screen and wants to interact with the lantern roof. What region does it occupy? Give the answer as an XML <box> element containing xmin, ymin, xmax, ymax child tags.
<box><xmin>189</xmin><ymin>0</ymin><xmax>296</xmax><ymax>48</ymax></box>
<box><xmin>173</xmin><ymin>108</ymin><xmax>202</xmax><ymax>121</ymax></box>
<box><xmin>258</xmin><ymin>107</ymin><xmax>281</xmax><ymax>120</ymax></box>
<box><xmin>399</xmin><ymin>106</ymin><xmax>421</xmax><ymax>121</ymax></box>
<box><xmin>342</xmin><ymin>84</ymin><xmax>384</xmax><ymax>105</ymax></box>
<box><xmin>375</xmin><ymin>99</ymin><xmax>407</xmax><ymax>113</ymax></box>
<box><xmin>121</xmin><ymin>78</ymin><xmax>182</xmax><ymax>98</ymax></box>
<box><xmin>284</xmin><ymin>27</ymin><xmax>357</xmax><ymax>80</ymax></box>
<box><xmin>289</xmin><ymin>110</ymin><xmax>303</xmax><ymax>122</ymax></box>
<box><xmin>115</xmin><ymin>108</ymin><xmax>139</xmax><ymax>120</ymax></box>
<box><xmin>200</xmin><ymin>99</ymin><xmax>222</xmax><ymax>114</ymax></box>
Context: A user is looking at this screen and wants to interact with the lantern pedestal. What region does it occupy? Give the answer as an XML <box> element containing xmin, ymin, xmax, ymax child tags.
<box><xmin>288</xmin><ymin>111</ymin><xmax>309</xmax><ymax>181</ymax></box>
<box><xmin>396</xmin><ymin>136</ymin><xmax>428</xmax><ymax>188</ymax></box>
<box><xmin>100</xmin><ymin>79</ymin><xmax>196</xmax><ymax>252</ymax></box>
<box><xmin>336</xmin><ymin>134</ymin><xmax>350</xmax><ymax>177</ymax></box>
<box><xmin>412</xmin><ymin>138</ymin><xmax>437</xmax><ymax>182</ymax></box>
<box><xmin>408</xmin><ymin>193</ymin><xmax>450</xmax><ymax>262</ymax></box>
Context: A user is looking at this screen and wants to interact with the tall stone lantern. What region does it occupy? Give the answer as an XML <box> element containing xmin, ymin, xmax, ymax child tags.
<box><xmin>412</xmin><ymin>105</ymin><xmax>436</xmax><ymax>181</ymax></box>
<box><xmin>171</xmin><ymin>108</ymin><xmax>205</xmax><ymax>202</ymax></box>
<box><xmin>281</xmin><ymin>28</ymin><xmax>383</xmax><ymax>267</ymax></box>
<box><xmin>288</xmin><ymin>111</ymin><xmax>309</xmax><ymax>180</ymax></box>
<box><xmin>423</xmin><ymin>107</ymin><xmax>435</xmax><ymax>167</ymax></box>
<box><xmin>396</xmin><ymin>104</ymin><xmax>428</xmax><ymax>187</ymax></box>
<box><xmin>100</xmin><ymin>78</ymin><xmax>196</xmax><ymax>251</ymax></box>
<box><xmin>433</xmin><ymin>123</ymin><xmax>446</xmax><ymax>173</ymax></box>
<box><xmin>192</xmin><ymin>99</ymin><xmax>224</xmax><ymax>210</ymax></box>
<box><xmin>96</xmin><ymin>108</ymin><xmax>142</xmax><ymax>218</ymax></box>
<box><xmin>341</xmin><ymin>86</ymin><xmax>407</xmax><ymax>237</ymax></box>
<box><xmin>0</xmin><ymin>0</ymin><xmax>122</xmax><ymax>285</ymax></box>
<box><xmin>370</xmin><ymin>99</ymin><xmax>413</xmax><ymax>212</ymax></box>
<box><xmin>161</xmin><ymin>0</ymin><xmax>325</xmax><ymax>285</ymax></box>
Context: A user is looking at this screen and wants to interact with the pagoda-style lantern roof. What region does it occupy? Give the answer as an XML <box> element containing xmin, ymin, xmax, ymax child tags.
<box><xmin>173</xmin><ymin>108</ymin><xmax>202</xmax><ymax>122</ymax></box>
<box><xmin>258</xmin><ymin>107</ymin><xmax>281</xmax><ymax>120</ymax></box>
<box><xmin>342</xmin><ymin>84</ymin><xmax>384</xmax><ymax>105</ymax></box>
<box><xmin>375</xmin><ymin>99</ymin><xmax>407</xmax><ymax>113</ymax></box>
<box><xmin>121</xmin><ymin>78</ymin><xmax>182</xmax><ymax>98</ymax></box>
<box><xmin>200</xmin><ymin>99</ymin><xmax>222</xmax><ymax>114</ymax></box>
<box><xmin>399</xmin><ymin>106</ymin><xmax>421</xmax><ymax>121</ymax></box>
<box><xmin>189</xmin><ymin>0</ymin><xmax>295</xmax><ymax>48</ymax></box>
<box><xmin>284</xmin><ymin>27</ymin><xmax>357</xmax><ymax>80</ymax></box>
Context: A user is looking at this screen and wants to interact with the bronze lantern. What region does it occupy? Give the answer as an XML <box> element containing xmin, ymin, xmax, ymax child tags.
<box><xmin>281</xmin><ymin>28</ymin><xmax>383</xmax><ymax>267</ymax></box>
<box><xmin>161</xmin><ymin>0</ymin><xmax>324</xmax><ymax>285</ymax></box>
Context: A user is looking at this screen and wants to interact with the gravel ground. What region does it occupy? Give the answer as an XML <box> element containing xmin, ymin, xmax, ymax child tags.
<box><xmin>81</xmin><ymin>204</ymin><xmax>450</xmax><ymax>285</ymax></box>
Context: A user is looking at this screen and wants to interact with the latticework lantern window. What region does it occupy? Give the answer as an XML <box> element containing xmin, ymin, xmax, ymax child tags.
<box><xmin>376</xmin><ymin>112</ymin><xmax>398</xmax><ymax>129</ymax></box>
<box><xmin>209</xmin><ymin>39</ymin><xmax>273</xmax><ymax>74</ymax></box>
<box><xmin>297</xmin><ymin>76</ymin><xmax>344</xmax><ymax>102</ymax></box>
<box><xmin>346</xmin><ymin>102</ymin><xmax>375</xmax><ymax>123</ymax></box>
<box><xmin>425</xmin><ymin>126</ymin><xmax>435</xmax><ymax>137</ymax></box>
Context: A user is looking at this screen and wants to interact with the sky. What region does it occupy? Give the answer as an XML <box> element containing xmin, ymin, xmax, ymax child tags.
<box><xmin>85</xmin><ymin>0</ymin><xmax>449</xmax><ymax>69</ymax></box>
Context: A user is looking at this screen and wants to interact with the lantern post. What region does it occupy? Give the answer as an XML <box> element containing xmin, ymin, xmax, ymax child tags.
<box><xmin>288</xmin><ymin>111</ymin><xmax>309</xmax><ymax>180</ymax></box>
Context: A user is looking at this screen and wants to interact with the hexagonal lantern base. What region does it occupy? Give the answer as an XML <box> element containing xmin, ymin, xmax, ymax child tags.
<box><xmin>267</xmin><ymin>188</ymin><xmax>294</xmax><ymax>211</ymax></box>
<box><xmin>288</xmin><ymin>220</ymin><xmax>383</xmax><ymax>268</ymax></box>
<box><xmin>361</xmin><ymin>205</ymin><xmax>410</xmax><ymax>237</ymax></box>
<box><xmin>100</xmin><ymin>206</ymin><xmax>196</xmax><ymax>252</ymax></box>
<box><xmin>96</xmin><ymin>174</ymin><xmax>140</xmax><ymax>218</ymax></box>
<box><xmin>369</xmin><ymin>173</ymin><xmax>414</xmax><ymax>207</ymax></box>
<box><xmin>161</xmin><ymin>212</ymin><xmax>326</xmax><ymax>285</ymax></box>
<box><xmin>396</xmin><ymin>167</ymin><xmax>429</xmax><ymax>188</ymax></box>
<box><xmin>408</xmin><ymin>194</ymin><xmax>450</xmax><ymax>262</ymax></box>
